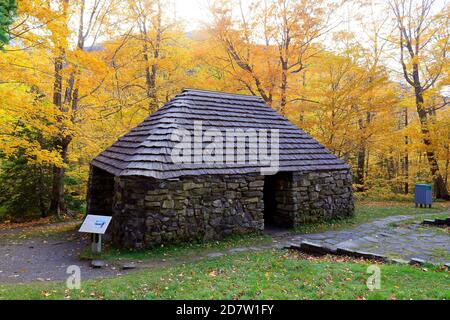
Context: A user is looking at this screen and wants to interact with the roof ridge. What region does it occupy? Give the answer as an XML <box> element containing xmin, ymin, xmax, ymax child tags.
<box><xmin>181</xmin><ymin>88</ymin><xmax>263</xmax><ymax>99</ymax></box>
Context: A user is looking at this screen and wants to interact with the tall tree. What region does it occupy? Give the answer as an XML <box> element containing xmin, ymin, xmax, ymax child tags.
<box><xmin>127</xmin><ymin>0</ymin><xmax>164</xmax><ymax>112</ymax></box>
<box><xmin>4</xmin><ymin>0</ymin><xmax>116</xmax><ymax>215</ymax></box>
<box><xmin>208</xmin><ymin>0</ymin><xmax>334</xmax><ymax>114</ymax></box>
<box><xmin>298</xmin><ymin>52</ymin><xmax>396</xmax><ymax>163</ymax></box>
<box><xmin>389</xmin><ymin>0</ymin><xmax>450</xmax><ymax>199</ymax></box>
<box><xmin>353</xmin><ymin>1</ymin><xmax>391</xmax><ymax>190</ymax></box>
<box><xmin>102</xmin><ymin>0</ymin><xmax>191</xmax><ymax>116</ymax></box>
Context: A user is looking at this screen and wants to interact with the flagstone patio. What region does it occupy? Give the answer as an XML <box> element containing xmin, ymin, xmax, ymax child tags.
<box><xmin>286</xmin><ymin>213</ymin><xmax>450</xmax><ymax>265</ymax></box>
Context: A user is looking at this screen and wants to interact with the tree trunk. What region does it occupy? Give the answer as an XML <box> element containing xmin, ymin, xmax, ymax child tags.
<box><xmin>355</xmin><ymin>119</ymin><xmax>365</xmax><ymax>188</ymax></box>
<box><xmin>49</xmin><ymin>0</ymin><xmax>71</xmax><ymax>215</ymax></box>
<box><xmin>140</xmin><ymin>1</ymin><xmax>162</xmax><ymax>114</ymax></box>
<box><xmin>355</xmin><ymin>148</ymin><xmax>366</xmax><ymax>190</ymax></box>
<box><xmin>365</xmin><ymin>148</ymin><xmax>370</xmax><ymax>181</ymax></box>
<box><xmin>386</xmin><ymin>156</ymin><xmax>395</xmax><ymax>181</ymax></box>
<box><xmin>49</xmin><ymin>166</ymin><xmax>64</xmax><ymax>215</ymax></box>
<box><xmin>280</xmin><ymin>59</ymin><xmax>288</xmax><ymax>115</ymax></box>
<box><xmin>414</xmin><ymin>86</ymin><xmax>450</xmax><ymax>199</ymax></box>
<box><xmin>141</xmin><ymin>32</ymin><xmax>158</xmax><ymax>113</ymax></box>
<box><xmin>49</xmin><ymin>138</ymin><xmax>70</xmax><ymax>215</ymax></box>
<box><xmin>404</xmin><ymin>152</ymin><xmax>409</xmax><ymax>194</ymax></box>
<box><xmin>143</xmin><ymin>44</ymin><xmax>155</xmax><ymax>111</ymax></box>
<box><xmin>445</xmin><ymin>141</ymin><xmax>449</xmax><ymax>188</ymax></box>
<box><xmin>49</xmin><ymin>51</ymin><xmax>66</xmax><ymax>216</ymax></box>
<box><xmin>355</xmin><ymin>112</ymin><xmax>371</xmax><ymax>191</ymax></box>
<box><xmin>37</xmin><ymin>166</ymin><xmax>48</xmax><ymax>218</ymax></box>
<box><xmin>403</xmin><ymin>107</ymin><xmax>409</xmax><ymax>194</ymax></box>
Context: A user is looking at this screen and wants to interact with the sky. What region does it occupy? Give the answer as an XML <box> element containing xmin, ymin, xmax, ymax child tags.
<box><xmin>173</xmin><ymin>0</ymin><xmax>362</xmax><ymax>30</ymax></box>
<box><xmin>170</xmin><ymin>0</ymin><xmax>382</xmax><ymax>56</ymax></box>
<box><xmin>173</xmin><ymin>0</ymin><xmax>210</xmax><ymax>30</ymax></box>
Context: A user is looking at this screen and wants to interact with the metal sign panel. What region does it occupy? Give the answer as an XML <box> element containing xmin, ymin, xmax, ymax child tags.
<box><xmin>79</xmin><ymin>215</ymin><xmax>112</xmax><ymax>234</ymax></box>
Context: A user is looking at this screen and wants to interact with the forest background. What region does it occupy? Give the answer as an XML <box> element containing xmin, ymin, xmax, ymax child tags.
<box><xmin>0</xmin><ymin>0</ymin><xmax>448</xmax><ymax>219</ymax></box>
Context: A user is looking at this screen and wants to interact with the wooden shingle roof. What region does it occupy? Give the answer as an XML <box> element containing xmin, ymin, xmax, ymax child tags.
<box><xmin>91</xmin><ymin>89</ymin><xmax>349</xmax><ymax>179</ymax></box>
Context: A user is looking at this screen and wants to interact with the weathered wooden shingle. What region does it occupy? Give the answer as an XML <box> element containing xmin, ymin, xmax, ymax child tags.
<box><xmin>91</xmin><ymin>88</ymin><xmax>349</xmax><ymax>178</ymax></box>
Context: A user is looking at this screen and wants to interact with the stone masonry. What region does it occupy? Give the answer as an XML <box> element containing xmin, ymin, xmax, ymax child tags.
<box><xmin>273</xmin><ymin>170</ymin><xmax>354</xmax><ymax>226</ymax></box>
<box><xmin>110</xmin><ymin>174</ymin><xmax>265</xmax><ymax>249</ymax></box>
<box><xmin>87</xmin><ymin>167</ymin><xmax>354</xmax><ymax>249</ymax></box>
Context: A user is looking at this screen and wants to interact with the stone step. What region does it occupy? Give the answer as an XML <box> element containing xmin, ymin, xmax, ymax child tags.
<box><xmin>91</xmin><ymin>260</ymin><xmax>105</xmax><ymax>268</ymax></box>
<box><xmin>287</xmin><ymin>240</ymin><xmax>336</xmax><ymax>255</ymax></box>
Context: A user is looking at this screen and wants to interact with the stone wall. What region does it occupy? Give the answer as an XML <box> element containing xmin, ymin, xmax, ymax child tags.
<box><xmin>88</xmin><ymin>167</ymin><xmax>354</xmax><ymax>248</ymax></box>
<box><xmin>274</xmin><ymin>170</ymin><xmax>354</xmax><ymax>226</ymax></box>
<box><xmin>110</xmin><ymin>174</ymin><xmax>265</xmax><ymax>249</ymax></box>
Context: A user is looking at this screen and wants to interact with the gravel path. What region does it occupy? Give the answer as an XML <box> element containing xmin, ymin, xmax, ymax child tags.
<box><xmin>0</xmin><ymin>230</ymin><xmax>128</xmax><ymax>284</ymax></box>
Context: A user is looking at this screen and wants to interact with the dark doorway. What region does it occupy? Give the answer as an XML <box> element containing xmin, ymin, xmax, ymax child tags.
<box><xmin>263</xmin><ymin>172</ymin><xmax>294</xmax><ymax>231</ymax></box>
<box><xmin>263</xmin><ymin>174</ymin><xmax>278</xmax><ymax>227</ymax></box>
<box><xmin>87</xmin><ymin>166</ymin><xmax>115</xmax><ymax>216</ymax></box>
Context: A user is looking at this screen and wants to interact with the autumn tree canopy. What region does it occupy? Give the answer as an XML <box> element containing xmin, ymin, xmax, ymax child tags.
<box><xmin>0</xmin><ymin>0</ymin><xmax>448</xmax><ymax>217</ymax></box>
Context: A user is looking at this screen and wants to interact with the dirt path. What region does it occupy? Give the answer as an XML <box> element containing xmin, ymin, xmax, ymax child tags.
<box><xmin>0</xmin><ymin>227</ymin><xmax>130</xmax><ymax>284</ymax></box>
<box><xmin>0</xmin><ymin>212</ymin><xmax>448</xmax><ymax>284</ymax></box>
<box><xmin>0</xmin><ymin>223</ymin><xmax>287</xmax><ymax>284</ymax></box>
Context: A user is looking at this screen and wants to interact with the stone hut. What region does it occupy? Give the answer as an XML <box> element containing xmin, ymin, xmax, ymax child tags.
<box><xmin>87</xmin><ymin>89</ymin><xmax>354</xmax><ymax>248</ymax></box>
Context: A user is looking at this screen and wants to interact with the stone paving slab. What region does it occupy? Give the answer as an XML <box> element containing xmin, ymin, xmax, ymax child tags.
<box><xmin>285</xmin><ymin>212</ymin><xmax>450</xmax><ymax>265</ymax></box>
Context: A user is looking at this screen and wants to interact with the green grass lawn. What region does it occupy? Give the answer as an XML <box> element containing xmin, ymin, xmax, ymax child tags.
<box><xmin>0</xmin><ymin>250</ymin><xmax>448</xmax><ymax>300</ymax></box>
<box><xmin>80</xmin><ymin>232</ymin><xmax>273</xmax><ymax>262</ymax></box>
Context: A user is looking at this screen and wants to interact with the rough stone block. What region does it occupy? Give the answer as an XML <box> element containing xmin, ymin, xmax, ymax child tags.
<box><xmin>162</xmin><ymin>199</ymin><xmax>175</xmax><ymax>209</ymax></box>
<box><xmin>227</xmin><ymin>183</ymin><xmax>239</xmax><ymax>190</ymax></box>
<box><xmin>121</xmin><ymin>263</ymin><xmax>137</xmax><ymax>270</ymax></box>
<box><xmin>91</xmin><ymin>260</ymin><xmax>105</xmax><ymax>268</ymax></box>
<box><xmin>353</xmin><ymin>251</ymin><xmax>388</xmax><ymax>262</ymax></box>
<box><xmin>390</xmin><ymin>258</ymin><xmax>410</xmax><ymax>264</ymax></box>
<box><xmin>409</xmin><ymin>258</ymin><xmax>427</xmax><ymax>266</ymax></box>
<box><xmin>212</xmin><ymin>199</ymin><xmax>222</xmax><ymax>208</ymax></box>
<box><xmin>297</xmin><ymin>240</ymin><xmax>336</xmax><ymax>255</ymax></box>
<box><xmin>299</xmin><ymin>179</ymin><xmax>311</xmax><ymax>187</ymax></box>
<box><xmin>249</xmin><ymin>180</ymin><xmax>265</xmax><ymax>188</ymax></box>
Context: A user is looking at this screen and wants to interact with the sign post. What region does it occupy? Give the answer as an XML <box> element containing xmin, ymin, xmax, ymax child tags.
<box><xmin>79</xmin><ymin>215</ymin><xmax>112</xmax><ymax>254</ymax></box>
<box><xmin>91</xmin><ymin>233</ymin><xmax>102</xmax><ymax>254</ymax></box>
